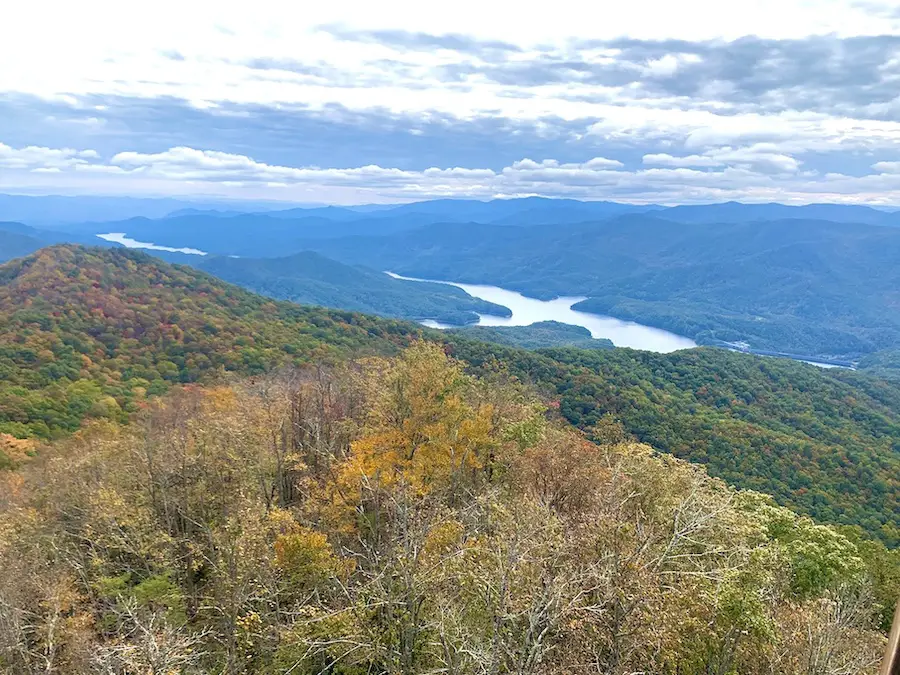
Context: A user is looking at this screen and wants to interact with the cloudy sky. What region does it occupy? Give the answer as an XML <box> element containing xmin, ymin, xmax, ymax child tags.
<box><xmin>3</xmin><ymin>0</ymin><xmax>900</xmax><ymax>204</ymax></box>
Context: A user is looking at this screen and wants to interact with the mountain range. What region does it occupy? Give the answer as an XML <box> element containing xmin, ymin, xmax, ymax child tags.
<box><xmin>0</xmin><ymin>244</ymin><xmax>895</xmax><ymax>547</ymax></box>
<box><xmin>4</xmin><ymin>196</ymin><xmax>900</xmax><ymax>361</ymax></box>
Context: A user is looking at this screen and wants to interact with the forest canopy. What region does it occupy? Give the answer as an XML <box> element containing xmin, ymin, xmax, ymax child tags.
<box><xmin>0</xmin><ymin>343</ymin><xmax>892</xmax><ymax>674</ymax></box>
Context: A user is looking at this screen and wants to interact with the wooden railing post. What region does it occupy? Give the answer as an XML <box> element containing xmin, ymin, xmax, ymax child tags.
<box><xmin>881</xmin><ymin>599</ymin><xmax>900</xmax><ymax>675</ymax></box>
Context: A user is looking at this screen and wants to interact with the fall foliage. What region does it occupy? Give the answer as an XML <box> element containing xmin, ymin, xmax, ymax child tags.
<box><xmin>0</xmin><ymin>344</ymin><xmax>890</xmax><ymax>674</ymax></box>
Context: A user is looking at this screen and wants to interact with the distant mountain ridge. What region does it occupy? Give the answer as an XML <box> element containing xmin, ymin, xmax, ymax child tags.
<box><xmin>660</xmin><ymin>201</ymin><xmax>899</xmax><ymax>226</ymax></box>
<box><xmin>302</xmin><ymin>214</ymin><xmax>900</xmax><ymax>358</ymax></box>
<box><xmin>4</xmin><ymin>196</ymin><xmax>900</xmax><ymax>360</ymax></box>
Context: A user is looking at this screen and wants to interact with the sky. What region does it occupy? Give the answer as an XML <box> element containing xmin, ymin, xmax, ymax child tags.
<box><xmin>3</xmin><ymin>0</ymin><xmax>900</xmax><ymax>205</ymax></box>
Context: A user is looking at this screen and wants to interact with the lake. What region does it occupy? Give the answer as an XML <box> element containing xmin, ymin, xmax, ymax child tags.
<box><xmin>89</xmin><ymin>234</ymin><xmax>839</xmax><ymax>365</ymax></box>
<box><xmin>97</xmin><ymin>233</ymin><xmax>208</xmax><ymax>256</ymax></box>
<box><xmin>387</xmin><ymin>272</ymin><xmax>698</xmax><ymax>353</ymax></box>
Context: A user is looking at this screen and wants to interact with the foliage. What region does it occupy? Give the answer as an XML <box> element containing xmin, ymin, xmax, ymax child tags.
<box><xmin>2</xmin><ymin>245</ymin><xmax>898</xmax><ymax>555</ymax></box>
<box><xmin>0</xmin><ymin>344</ymin><xmax>889</xmax><ymax>673</ymax></box>
<box><xmin>0</xmin><ymin>246</ymin><xmax>420</xmax><ymax>440</ymax></box>
<box><xmin>859</xmin><ymin>348</ymin><xmax>900</xmax><ymax>379</ymax></box>
<box><xmin>307</xmin><ymin>215</ymin><xmax>900</xmax><ymax>358</ymax></box>
<box><xmin>448</xmin><ymin>339</ymin><xmax>900</xmax><ymax>546</ymax></box>
<box><xmin>449</xmin><ymin>320</ymin><xmax>613</xmax><ymax>350</ymax></box>
<box><xmin>198</xmin><ymin>250</ymin><xmax>511</xmax><ymax>326</ymax></box>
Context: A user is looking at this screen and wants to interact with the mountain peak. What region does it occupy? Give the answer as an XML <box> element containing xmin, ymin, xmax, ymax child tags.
<box><xmin>0</xmin><ymin>244</ymin><xmax>413</xmax><ymax>438</ymax></box>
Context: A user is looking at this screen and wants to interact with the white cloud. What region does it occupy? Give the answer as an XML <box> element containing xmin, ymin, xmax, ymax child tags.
<box><xmin>2</xmin><ymin>140</ymin><xmax>899</xmax><ymax>206</ymax></box>
<box><xmin>643</xmin><ymin>153</ymin><xmax>721</xmax><ymax>168</ymax></box>
<box><xmin>873</xmin><ymin>161</ymin><xmax>900</xmax><ymax>173</ymax></box>
<box><xmin>0</xmin><ymin>143</ymin><xmax>98</xmax><ymax>170</ymax></box>
<box><xmin>584</xmin><ymin>157</ymin><xmax>625</xmax><ymax>169</ymax></box>
<box><xmin>2</xmin><ymin>2</ymin><xmax>899</xmax><ymax>123</ymax></box>
<box><xmin>1</xmin><ymin>0</ymin><xmax>900</xmax><ymax>215</ymax></box>
<box><xmin>643</xmin><ymin>145</ymin><xmax>800</xmax><ymax>173</ymax></box>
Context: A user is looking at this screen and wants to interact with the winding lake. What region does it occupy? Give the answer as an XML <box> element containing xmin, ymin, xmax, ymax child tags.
<box><xmin>93</xmin><ymin>234</ymin><xmax>839</xmax><ymax>364</ymax></box>
<box><xmin>97</xmin><ymin>233</ymin><xmax>208</xmax><ymax>256</ymax></box>
<box><xmin>387</xmin><ymin>272</ymin><xmax>698</xmax><ymax>353</ymax></box>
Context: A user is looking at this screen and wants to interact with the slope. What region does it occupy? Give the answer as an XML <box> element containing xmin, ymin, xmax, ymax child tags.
<box><xmin>0</xmin><ymin>220</ymin><xmax>122</xmax><ymax>262</ymax></box>
<box><xmin>449</xmin><ymin>338</ymin><xmax>900</xmax><ymax>545</ymax></box>
<box><xmin>0</xmin><ymin>245</ymin><xmax>419</xmax><ymax>440</ymax></box>
<box><xmin>2</xmin><ymin>244</ymin><xmax>899</xmax><ymax>551</ymax></box>
<box><xmin>306</xmin><ymin>215</ymin><xmax>900</xmax><ymax>358</ymax></box>
<box><xmin>0</xmin><ymin>344</ymin><xmax>891</xmax><ymax>671</ymax></box>
<box><xmin>196</xmin><ymin>250</ymin><xmax>510</xmax><ymax>325</ymax></box>
<box><xmin>0</xmin><ymin>228</ymin><xmax>46</xmax><ymax>263</ymax></box>
<box><xmin>449</xmin><ymin>320</ymin><xmax>614</xmax><ymax>350</ymax></box>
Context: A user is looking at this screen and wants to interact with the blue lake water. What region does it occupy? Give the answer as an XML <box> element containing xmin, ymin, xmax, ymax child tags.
<box><xmin>91</xmin><ymin>232</ymin><xmax>844</xmax><ymax>366</ymax></box>
<box><xmin>97</xmin><ymin>233</ymin><xmax>208</xmax><ymax>256</ymax></box>
<box><xmin>387</xmin><ymin>272</ymin><xmax>698</xmax><ymax>353</ymax></box>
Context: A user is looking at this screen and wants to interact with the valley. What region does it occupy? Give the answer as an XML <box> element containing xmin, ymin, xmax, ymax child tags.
<box><xmin>5</xmin><ymin>7</ymin><xmax>900</xmax><ymax>668</ymax></box>
<box><xmin>388</xmin><ymin>271</ymin><xmax>697</xmax><ymax>352</ymax></box>
<box><xmin>0</xmin><ymin>242</ymin><xmax>895</xmax><ymax>671</ymax></box>
<box><xmin>13</xmin><ymin>197</ymin><xmax>893</xmax><ymax>363</ymax></box>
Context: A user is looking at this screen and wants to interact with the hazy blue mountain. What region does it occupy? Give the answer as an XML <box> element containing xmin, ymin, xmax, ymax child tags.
<box><xmin>449</xmin><ymin>321</ymin><xmax>614</xmax><ymax>350</ymax></box>
<box><xmin>255</xmin><ymin>198</ymin><xmax>654</xmax><ymax>227</ymax></box>
<box><xmin>0</xmin><ymin>194</ymin><xmax>300</xmax><ymax>226</ymax></box>
<box><xmin>658</xmin><ymin>201</ymin><xmax>898</xmax><ymax>226</ymax></box>
<box><xmin>260</xmin><ymin>205</ymin><xmax>368</xmax><ymax>221</ymax></box>
<box><xmin>371</xmin><ymin>196</ymin><xmax>657</xmax><ymax>224</ymax></box>
<box><xmin>0</xmin><ymin>230</ymin><xmax>46</xmax><ymax>263</ymax></box>
<box><xmin>55</xmin><ymin>212</ymin><xmax>462</xmax><ymax>257</ymax></box>
<box><xmin>301</xmin><ymin>215</ymin><xmax>900</xmax><ymax>358</ymax></box>
<box><xmin>0</xmin><ymin>221</ymin><xmax>41</xmax><ymax>237</ymax></box>
<box><xmin>0</xmin><ymin>220</ymin><xmax>118</xmax><ymax>261</ymax></box>
<box><xmin>488</xmin><ymin>201</ymin><xmax>660</xmax><ymax>226</ymax></box>
<box><xmin>163</xmin><ymin>208</ymin><xmax>251</xmax><ymax>218</ymax></box>
<box><xmin>25</xmin><ymin>197</ymin><xmax>900</xmax><ymax>234</ymax></box>
<box><xmin>195</xmin><ymin>250</ymin><xmax>511</xmax><ymax>325</ymax></box>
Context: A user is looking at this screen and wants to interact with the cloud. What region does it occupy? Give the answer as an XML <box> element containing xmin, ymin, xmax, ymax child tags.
<box><xmin>320</xmin><ymin>25</ymin><xmax>522</xmax><ymax>55</ymax></box>
<box><xmin>873</xmin><ymin>161</ymin><xmax>900</xmax><ymax>173</ymax></box>
<box><xmin>1</xmin><ymin>3</ymin><xmax>900</xmax><ymax>205</ymax></box>
<box><xmin>643</xmin><ymin>153</ymin><xmax>721</xmax><ymax>168</ymax></box>
<box><xmin>0</xmin><ymin>143</ymin><xmax>99</xmax><ymax>170</ymax></box>
<box><xmin>402</xmin><ymin>34</ymin><xmax>900</xmax><ymax>119</ymax></box>
<box><xmin>644</xmin><ymin>144</ymin><xmax>800</xmax><ymax>173</ymax></box>
<box><xmin>4</xmin><ymin>140</ymin><xmax>900</xmax><ymax>206</ymax></box>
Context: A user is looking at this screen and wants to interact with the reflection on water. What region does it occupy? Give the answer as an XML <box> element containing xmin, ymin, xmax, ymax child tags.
<box><xmin>389</xmin><ymin>272</ymin><xmax>697</xmax><ymax>353</ymax></box>
<box><xmin>419</xmin><ymin>319</ymin><xmax>454</xmax><ymax>329</ymax></box>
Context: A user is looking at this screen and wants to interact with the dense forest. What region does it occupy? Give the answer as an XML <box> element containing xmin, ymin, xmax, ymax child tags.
<box><xmin>0</xmin><ymin>246</ymin><xmax>420</xmax><ymax>444</ymax></box>
<box><xmin>197</xmin><ymin>251</ymin><xmax>510</xmax><ymax>326</ymax></box>
<box><xmin>305</xmin><ymin>216</ymin><xmax>900</xmax><ymax>359</ymax></box>
<box><xmin>1</xmin><ymin>246</ymin><xmax>898</xmax><ymax>551</ymax></box>
<box><xmin>448</xmin><ymin>321</ymin><xmax>613</xmax><ymax>350</ymax></box>
<box><xmin>448</xmin><ymin>340</ymin><xmax>900</xmax><ymax>546</ymax></box>
<box><xmin>0</xmin><ymin>343</ymin><xmax>892</xmax><ymax>673</ymax></box>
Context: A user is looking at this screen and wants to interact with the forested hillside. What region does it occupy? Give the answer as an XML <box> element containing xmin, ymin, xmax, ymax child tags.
<box><xmin>197</xmin><ymin>251</ymin><xmax>510</xmax><ymax>325</ymax></box>
<box><xmin>1</xmin><ymin>246</ymin><xmax>898</xmax><ymax>550</ymax></box>
<box><xmin>0</xmin><ymin>246</ymin><xmax>418</xmax><ymax>442</ymax></box>
<box><xmin>449</xmin><ymin>340</ymin><xmax>900</xmax><ymax>546</ymax></box>
<box><xmin>0</xmin><ymin>344</ymin><xmax>891</xmax><ymax>672</ymax></box>
<box><xmin>449</xmin><ymin>321</ymin><xmax>613</xmax><ymax>350</ymax></box>
<box><xmin>307</xmin><ymin>216</ymin><xmax>900</xmax><ymax>358</ymax></box>
<box><xmin>0</xmin><ymin>229</ymin><xmax>44</xmax><ymax>263</ymax></box>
